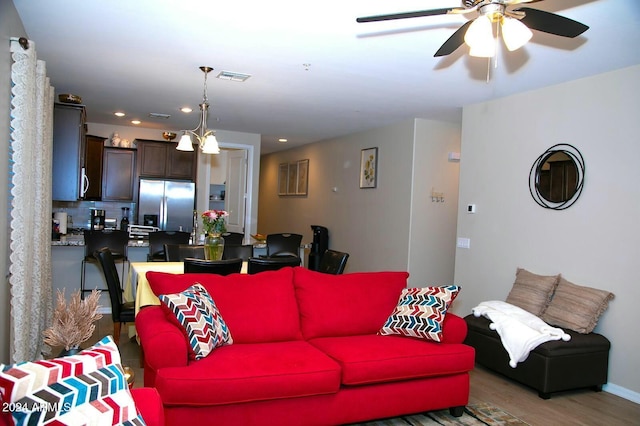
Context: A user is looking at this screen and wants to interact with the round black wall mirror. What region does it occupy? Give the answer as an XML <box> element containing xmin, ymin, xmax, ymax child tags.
<box><xmin>529</xmin><ymin>144</ymin><xmax>585</xmax><ymax>210</ymax></box>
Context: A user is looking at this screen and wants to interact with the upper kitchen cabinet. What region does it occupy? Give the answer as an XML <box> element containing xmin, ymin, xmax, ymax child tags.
<box><xmin>52</xmin><ymin>103</ymin><xmax>86</xmax><ymax>201</ymax></box>
<box><xmin>102</xmin><ymin>147</ymin><xmax>136</xmax><ymax>201</ymax></box>
<box><xmin>83</xmin><ymin>135</ymin><xmax>106</xmax><ymax>200</ymax></box>
<box><xmin>136</xmin><ymin>139</ymin><xmax>197</xmax><ymax>181</ymax></box>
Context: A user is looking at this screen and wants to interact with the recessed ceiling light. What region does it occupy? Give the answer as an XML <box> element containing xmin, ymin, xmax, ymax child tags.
<box><xmin>131</xmin><ymin>120</ymin><xmax>141</xmax><ymax>125</ymax></box>
<box><xmin>180</xmin><ymin>107</ymin><xmax>193</xmax><ymax>113</ymax></box>
<box><xmin>114</xmin><ymin>112</ymin><xmax>125</xmax><ymax>117</ymax></box>
<box><xmin>278</xmin><ymin>138</ymin><xmax>288</xmax><ymax>143</ymax></box>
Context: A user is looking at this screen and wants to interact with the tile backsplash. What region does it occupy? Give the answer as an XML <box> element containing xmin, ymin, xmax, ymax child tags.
<box><xmin>53</xmin><ymin>200</ymin><xmax>136</xmax><ymax>231</ymax></box>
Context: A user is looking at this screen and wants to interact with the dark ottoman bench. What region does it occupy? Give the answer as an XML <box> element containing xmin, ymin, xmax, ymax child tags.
<box><xmin>464</xmin><ymin>314</ymin><xmax>610</xmax><ymax>399</ymax></box>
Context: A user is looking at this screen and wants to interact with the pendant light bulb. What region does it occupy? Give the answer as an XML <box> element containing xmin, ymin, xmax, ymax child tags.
<box><xmin>176</xmin><ymin>133</ymin><xmax>194</xmax><ymax>151</ymax></box>
<box><xmin>201</xmin><ymin>133</ymin><xmax>220</xmax><ymax>154</ymax></box>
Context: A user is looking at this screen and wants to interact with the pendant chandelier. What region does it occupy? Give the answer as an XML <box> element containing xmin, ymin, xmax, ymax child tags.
<box><xmin>176</xmin><ymin>66</ymin><xmax>220</xmax><ymax>154</ymax></box>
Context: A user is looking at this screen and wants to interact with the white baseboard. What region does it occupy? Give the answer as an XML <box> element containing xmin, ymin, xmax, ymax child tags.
<box><xmin>97</xmin><ymin>307</ymin><xmax>112</xmax><ymax>315</ymax></box>
<box><xmin>604</xmin><ymin>383</ymin><xmax>640</xmax><ymax>404</ymax></box>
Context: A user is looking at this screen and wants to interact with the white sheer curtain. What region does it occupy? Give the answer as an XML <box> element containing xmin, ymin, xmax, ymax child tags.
<box><xmin>9</xmin><ymin>38</ymin><xmax>54</xmax><ymax>362</ymax></box>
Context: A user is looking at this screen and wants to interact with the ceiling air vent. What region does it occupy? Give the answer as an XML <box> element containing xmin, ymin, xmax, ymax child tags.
<box><xmin>148</xmin><ymin>112</ymin><xmax>170</xmax><ymax>119</ymax></box>
<box><xmin>217</xmin><ymin>71</ymin><xmax>251</xmax><ymax>82</ymax></box>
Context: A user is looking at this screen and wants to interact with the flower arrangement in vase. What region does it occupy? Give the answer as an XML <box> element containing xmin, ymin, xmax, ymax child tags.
<box><xmin>43</xmin><ymin>289</ymin><xmax>102</xmax><ymax>356</ymax></box>
<box><xmin>202</xmin><ymin>210</ymin><xmax>228</xmax><ymax>260</ymax></box>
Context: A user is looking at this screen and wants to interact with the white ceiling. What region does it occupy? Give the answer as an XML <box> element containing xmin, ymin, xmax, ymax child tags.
<box><xmin>13</xmin><ymin>0</ymin><xmax>640</xmax><ymax>154</ymax></box>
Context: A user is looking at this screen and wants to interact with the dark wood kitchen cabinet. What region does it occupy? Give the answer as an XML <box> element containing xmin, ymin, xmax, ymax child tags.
<box><xmin>83</xmin><ymin>135</ymin><xmax>105</xmax><ymax>200</ymax></box>
<box><xmin>52</xmin><ymin>103</ymin><xmax>86</xmax><ymax>201</ymax></box>
<box><xmin>136</xmin><ymin>139</ymin><xmax>197</xmax><ymax>181</ymax></box>
<box><xmin>102</xmin><ymin>148</ymin><xmax>136</xmax><ymax>201</ymax></box>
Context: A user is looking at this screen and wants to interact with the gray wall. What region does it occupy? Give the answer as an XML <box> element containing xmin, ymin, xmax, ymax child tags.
<box><xmin>258</xmin><ymin>118</ymin><xmax>461</xmax><ymax>285</ymax></box>
<box><xmin>453</xmin><ymin>65</ymin><xmax>640</xmax><ymax>400</ymax></box>
<box><xmin>1</xmin><ymin>0</ymin><xmax>28</xmax><ymax>364</ymax></box>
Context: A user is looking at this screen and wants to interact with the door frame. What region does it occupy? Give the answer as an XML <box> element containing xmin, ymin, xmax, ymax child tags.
<box><xmin>196</xmin><ymin>142</ymin><xmax>256</xmax><ymax>243</ymax></box>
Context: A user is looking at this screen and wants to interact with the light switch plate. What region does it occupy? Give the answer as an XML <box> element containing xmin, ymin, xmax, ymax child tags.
<box><xmin>457</xmin><ymin>237</ymin><xmax>471</xmax><ymax>249</ymax></box>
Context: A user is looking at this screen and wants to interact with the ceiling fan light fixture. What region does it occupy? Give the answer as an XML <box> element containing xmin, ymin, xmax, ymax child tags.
<box><xmin>501</xmin><ymin>16</ymin><xmax>533</xmax><ymax>51</ymax></box>
<box><xmin>177</xmin><ymin>66</ymin><xmax>220</xmax><ymax>154</ymax></box>
<box><xmin>465</xmin><ymin>15</ymin><xmax>495</xmax><ymax>57</ymax></box>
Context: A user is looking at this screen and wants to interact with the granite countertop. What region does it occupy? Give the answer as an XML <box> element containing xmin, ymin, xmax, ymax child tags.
<box><xmin>52</xmin><ymin>237</ymin><xmax>149</xmax><ymax>247</ymax></box>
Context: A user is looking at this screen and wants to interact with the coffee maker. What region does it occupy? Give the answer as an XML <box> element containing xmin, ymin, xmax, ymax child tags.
<box><xmin>308</xmin><ymin>225</ymin><xmax>329</xmax><ymax>271</ymax></box>
<box><xmin>90</xmin><ymin>209</ymin><xmax>106</xmax><ymax>231</ymax></box>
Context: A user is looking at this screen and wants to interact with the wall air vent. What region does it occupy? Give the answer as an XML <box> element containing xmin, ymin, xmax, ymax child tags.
<box><xmin>148</xmin><ymin>112</ymin><xmax>171</xmax><ymax>119</ymax></box>
<box><xmin>217</xmin><ymin>71</ymin><xmax>251</xmax><ymax>82</ymax></box>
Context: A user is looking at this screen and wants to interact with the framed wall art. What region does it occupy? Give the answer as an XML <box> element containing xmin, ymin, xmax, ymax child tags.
<box><xmin>360</xmin><ymin>147</ymin><xmax>378</xmax><ymax>188</ymax></box>
<box><xmin>278</xmin><ymin>159</ymin><xmax>309</xmax><ymax>196</ymax></box>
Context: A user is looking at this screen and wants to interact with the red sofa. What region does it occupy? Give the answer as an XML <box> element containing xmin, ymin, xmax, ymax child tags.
<box><xmin>136</xmin><ymin>267</ymin><xmax>475</xmax><ymax>426</ymax></box>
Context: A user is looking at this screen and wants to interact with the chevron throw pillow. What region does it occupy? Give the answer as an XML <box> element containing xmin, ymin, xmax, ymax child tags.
<box><xmin>159</xmin><ymin>283</ymin><xmax>233</xmax><ymax>360</ymax></box>
<box><xmin>379</xmin><ymin>285</ymin><xmax>461</xmax><ymax>342</ymax></box>
<box><xmin>0</xmin><ymin>335</ymin><xmax>145</xmax><ymax>425</ymax></box>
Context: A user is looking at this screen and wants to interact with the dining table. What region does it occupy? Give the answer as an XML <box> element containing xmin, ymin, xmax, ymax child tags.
<box><xmin>125</xmin><ymin>261</ymin><xmax>248</xmax><ymax>315</ymax></box>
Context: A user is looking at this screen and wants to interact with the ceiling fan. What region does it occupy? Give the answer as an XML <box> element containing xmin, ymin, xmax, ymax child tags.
<box><xmin>356</xmin><ymin>0</ymin><xmax>589</xmax><ymax>58</ymax></box>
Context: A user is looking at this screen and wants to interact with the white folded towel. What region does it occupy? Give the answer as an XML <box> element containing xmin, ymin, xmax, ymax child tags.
<box><xmin>472</xmin><ymin>300</ymin><xmax>571</xmax><ymax>368</ymax></box>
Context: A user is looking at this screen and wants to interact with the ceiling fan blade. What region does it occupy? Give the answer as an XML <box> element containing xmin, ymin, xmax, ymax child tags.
<box><xmin>356</xmin><ymin>8</ymin><xmax>463</xmax><ymax>23</ymax></box>
<box><xmin>515</xmin><ymin>7</ymin><xmax>589</xmax><ymax>38</ymax></box>
<box><xmin>507</xmin><ymin>0</ymin><xmax>545</xmax><ymax>5</ymax></box>
<box><xmin>434</xmin><ymin>20</ymin><xmax>473</xmax><ymax>57</ymax></box>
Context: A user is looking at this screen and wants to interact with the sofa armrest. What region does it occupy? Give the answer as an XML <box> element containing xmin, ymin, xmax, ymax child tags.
<box><xmin>131</xmin><ymin>387</ymin><xmax>164</xmax><ymax>426</ymax></box>
<box><xmin>136</xmin><ymin>306</ymin><xmax>189</xmax><ymax>371</ymax></box>
<box><xmin>440</xmin><ymin>313</ymin><xmax>468</xmax><ymax>344</ymax></box>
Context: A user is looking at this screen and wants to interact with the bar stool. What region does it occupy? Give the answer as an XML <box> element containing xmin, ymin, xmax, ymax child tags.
<box><xmin>81</xmin><ymin>229</ymin><xmax>129</xmax><ymax>299</ymax></box>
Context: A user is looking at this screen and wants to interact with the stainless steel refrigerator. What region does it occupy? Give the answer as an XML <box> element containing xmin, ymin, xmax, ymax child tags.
<box><xmin>138</xmin><ymin>179</ymin><xmax>196</xmax><ymax>232</ymax></box>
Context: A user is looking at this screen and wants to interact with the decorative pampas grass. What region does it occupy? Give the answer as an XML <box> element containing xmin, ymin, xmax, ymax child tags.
<box><xmin>43</xmin><ymin>289</ymin><xmax>103</xmax><ymax>351</ymax></box>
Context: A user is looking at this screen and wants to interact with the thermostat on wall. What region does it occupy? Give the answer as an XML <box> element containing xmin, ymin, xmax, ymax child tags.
<box><xmin>467</xmin><ymin>204</ymin><xmax>476</xmax><ymax>214</ymax></box>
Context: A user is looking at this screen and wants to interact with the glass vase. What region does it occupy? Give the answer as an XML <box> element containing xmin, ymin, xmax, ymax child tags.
<box><xmin>204</xmin><ymin>233</ymin><xmax>225</xmax><ymax>260</ymax></box>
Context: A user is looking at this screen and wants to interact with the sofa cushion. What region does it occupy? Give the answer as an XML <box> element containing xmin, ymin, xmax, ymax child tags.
<box><xmin>154</xmin><ymin>341</ymin><xmax>341</xmax><ymax>405</ymax></box>
<box><xmin>379</xmin><ymin>285</ymin><xmax>460</xmax><ymax>342</ymax></box>
<box><xmin>541</xmin><ymin>277</ymin><xmax>614</xmax><ymax>334</ymax></box>
<box><xmin>308</xmin><ymin>334</ymin><xmax>475</xmax><ymax>386</ymax></box>
<box><xmin>0</xmin><ymin>336</ymin><xmax>144</xmax><ymax>425</ymax></box>
<box><xmin>147</xmin><ymin>269</ymin><xmax>302</xmax><ymax>343</ymax></box>
<box><xmin>293</xmin><ymin>267</ymin><xmax>409</xmax><ymax>339</ymax></box>
<box><xmin>158</xmin><ymin>283</ymin><xmax>233</xmax><ymax>360</ymax></box>
<box><xmin>505</xmin><ymin>268</ymin><xmax>559</xmax><ymax>316</ymax></box>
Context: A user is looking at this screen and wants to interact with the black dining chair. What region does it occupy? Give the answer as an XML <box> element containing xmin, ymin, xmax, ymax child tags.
<box><xmin>223</xmin><ymin>244</ymin><xmax>254</xmax><ymax>261</ymax></box>
<box><xmin>266</xmin><ymin>233</ymin><xmax>303</xmax><ymax>257</ymax></box>
<box><xmin>164</xmin><ymin>244</ymin><xmax>205</xmax><ymax>261</ymax></box>
<box><xmin>247</xmin><ymin>256</ymin><xmax>301</xmax><ymax>274</ymax></box>
<box><xmin>147</xmin><ymin>231</ymin><xmax>190</xmax><ymax>261</ymax></box>
<box><xmin>81</xmin><ymin>229</ymin><xmax>129</xmax><ymax>299</ymax></box>
<box><xmin>93</xmin><ymin>247</ymin><xmax>136</xmax><ymax>345</ymax></box>
<box><xmin>221</xmin><ymin>232</ymin><xmax>245</xmax><ymax>246</ymax></box>
<box><xmin>317</xmin><ymin>249</ymin><xmax>350</xmax><ymax>274</ymax></box>
<box><xmin>183</xmin><ymin>257</ymin><xmax>243</xmax><ymax>275</ymax></box>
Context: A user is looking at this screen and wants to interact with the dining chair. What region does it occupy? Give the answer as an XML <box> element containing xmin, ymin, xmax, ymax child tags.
<box><xmin>81</xmin><ymin>229</ymin><xmax>129</xmax><ymax>299</ymax></box>
<box><xmin>183</xmin><ymin>257</ymin><xmax>243</xmax><ymax>275</ymax></box>
<box><xmin>223</xmin><ymin>244</ymin><xmax>254</xmax><ymax>261</ymax></box>
<box><xmin>221</xmin><ymin>232</ymin><xmax>245</xmax><ymax>246</ymax></box>
<box><xmin>93</xmin><ymin>247</ymin><xmax>135</xmax><ymax>345</ymax></box>
<box><xmin>147</xmin><ymin>231</ymin><xmax>190</xmax><ymax>261</ymax></box>
<box><xmin>247</xmin><ymin>256</ymin><xmax>301</xmax><ymax>274</ymax></box>
<box><xmin>317</xmin><ymin>249</ymin><xmax>350</xmax><ymax>274</ymax></box>
<box><xmin>164</xmin><ymin>244</ymin><xmax>205</xmax><ymax>261</ymax></box>
<box><xmin>265</xmin><ymin>233</ymin><xmax>303</xmax><ymax>257</ymax></box>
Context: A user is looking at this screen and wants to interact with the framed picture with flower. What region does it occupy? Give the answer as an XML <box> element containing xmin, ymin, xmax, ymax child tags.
<box><xmin>360</xmin><ymin>147</ymin><xmax>378</xmax><ymax>188</ymax></box>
